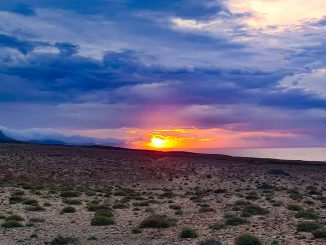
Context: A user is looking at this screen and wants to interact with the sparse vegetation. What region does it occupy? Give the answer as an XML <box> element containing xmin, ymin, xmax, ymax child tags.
<box><xmin>296</xmin><ymin>221</ymin><xmax>321</xmax><ymax>232</ymax></box>
<box><xmin>225</xmin><ymin>216</ymin><xmax>248</xmax><ymax>226</ymax></box>
<box><xmin>295</xmin><ymin>210</ymin><xmax>318</xmax><ymax>220</ymax></box>
<box><xmin>62</xmin><ymin>206</ymin><xmax>76</xmax><ymax>213</ymax></box>
<box><xmin>50</xmin><ymin>235</ymin><xmax>77</xmax><ymax>245</ymax></box>
<box><xmin>180</xmin><ymin>228</ymin><xmax>198</xmax><ymax>238</ymax></box>
<box><xmin>312</xmin><ymin>228</ymin><xmax>326</xmax><ymax>238</ymax></box>
<box><xmin>91</xmin><ymin>216</ymin><xmax>114</xmax><ymax>226</ymax></box>
<box><xmin>235</xmin><ymin>234</ymin><xmax>262</xmax><ymax>245</ymax></box>
<box><xmin>139</xmin><ymin>214</ymin><xmax>176</xmax><ymax>228</ymax></box>
<box><xmin>1</xmin><ymin>220</ymin><xmax>24</xmax><ymax>228</ymax></box>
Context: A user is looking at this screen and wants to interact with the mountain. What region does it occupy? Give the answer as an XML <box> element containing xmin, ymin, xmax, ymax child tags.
<box><xmin>0</xmin><ymin>130</ymin><xmax>20</xmax><ymax>143</ymax></box>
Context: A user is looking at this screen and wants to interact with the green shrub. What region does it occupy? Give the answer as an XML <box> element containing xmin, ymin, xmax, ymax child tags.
<box><xmin>235</xmin><ymin>234</ymin><xmax>262</xmax><ymax>245</ymax></box>
<box><xmin>12</xmin><ymin>190</ymin><xmax>24</xmax><ymax>196</ymax></box>
<box><xmin>94</xmin><ymin>209</ymin><xmax>113</xmax><ymax>218</ymax></box>
<box><xmin>312</xmin><ymin>228</ymin><xmax>326</xmax><ymax>238</ymax></box>
<box><xmin>50</xmin><ymin>235</ymin><xmax>77</xmax><ymax>245</ymax></box>
<box><xmin>242</xmin><ymin>205</ymin><xmax>269</xmax><ymax>217</ymax></box>
<box><xmin>87</xmin><ymin>236</ymin><xmax>97</xmax><ymax>241</ymax></box>
<box><xmin>26</xmin><ymin>205</ymin><xmax>45</xmax><ymax>211</ymax></box>
<box><xmin>63</xmin><ymin>199</ymin><xmax>82</xmax><ymax>205</ymax></box>
<box><xmin>199</xmin><ymin>240</ymin><xmax>223</xmax><ymax>245</ymax></box>
<box><xmin>199</xmin><ymin>207</ymin><xmax>214</xmax><ymax>213</ymax></box>
<box><xmin>9</xmin><ymin>195</ymin><xmax>24</xmax><ymax>203</ymax></box>
<box><xmin>295</xmin><ymin>210</ymin><xmax>318</xmax><ymax>220</ymax></box>
<box><xmin>60</xmin><ymin>191</ymin><xmax>80</xmax><ymax>198</ymax></box>
<box><xmin>91</xmin><ymin>216</ymin><xmax>114</xmax><ymax>226</ymax></box>
<box><xmin>23</xmin><ymin>199</ymin><xmax>39</xmax><ymax>206</ymax></box>
<box><xmin>139</xmin><ymin>214</ymin><xmax>176</xmax><ymax>228</ymax></box>
<box><xmin>288</xmin><ymin>191</ymin><xmax>303</xmax><ymax>200</ymax></box>
<box><xmin>113</xmin><ymin>202</ymin><xmax>128</xmax><ymax>209</ymax></box>
<box><xmin>169</xmin><ymin>204</ymin><xmax>181</xmax><ymax>210</ymax></box>
<box><xmin>225</xmin><ymin>216</ymin><xmax>248</xmax><ymax>226</ymax></box>
<box><xmin>296</xmin><ymin>221</ymin><xmax>321</xmax><ymax>232</ymax></box>
<box><xmin>87</xmin><ymin>203</ymin><xmax>111</xmax><ymax>211</ymax></box>
<box><xmin>180</xmin><ymin>228</ymin><xmax>198</xmax><ymax>238</ymax></box>
<box><xmin>62</xmin><ymin>206</ymin><xmax>76</xmax><ymax>213</ymax></box>
<box><xmin>209</xmin><ymin>223</ymin><xmax>225</xmax><ymax>230</ymax></box>
<box><xmin>5</xmin><ymin>215</ymin><xmax>24</xmax><ymax>221</ymax></box>
<box><xmin>1</xmin><ymin>220</ymin><xmax>23</xmax><ymax>228</ymax></box>
<box><xmin>131</xmin><ymin>228</ymin><xmax>142</xmax><ymax>234</ymax></box>
<box><xmin>287</xmin><ymin>204</ymin><xmax>303</xmax><ymax>211</ymax></box>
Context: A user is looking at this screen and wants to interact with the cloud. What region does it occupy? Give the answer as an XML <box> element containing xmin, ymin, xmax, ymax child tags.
<box><xmin>279</xmin><ymin>69</ymin><xmax>326</xmax><ymax>99</ymax></box>
<box><xmin>0</xmin><ymin>1</ymin><xmax>326</xmax><ymax>148</ymax></box>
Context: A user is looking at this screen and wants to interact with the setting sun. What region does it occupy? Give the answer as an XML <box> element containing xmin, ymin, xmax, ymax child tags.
<box><xmin>149</xmin><ymin>136</ymin><xmax>167</xmax><ymax>148</ymax></box>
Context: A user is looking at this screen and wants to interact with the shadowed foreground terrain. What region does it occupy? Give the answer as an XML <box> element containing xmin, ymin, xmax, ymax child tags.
<box><xmin>0</xmin><ymin>143</ymin><xmax>325</xmax><ymax>245</ymax></box>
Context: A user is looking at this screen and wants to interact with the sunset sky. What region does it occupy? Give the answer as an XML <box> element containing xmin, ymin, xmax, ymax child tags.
<box><xmin>0</xmin><ymin>1</ymin><xmax>326</xmax><ymax>150</ymax></box>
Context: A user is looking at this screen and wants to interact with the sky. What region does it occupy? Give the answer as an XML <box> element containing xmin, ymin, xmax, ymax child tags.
<box><xmin>0</xmin><ymin>0</ymin><xmax>326</xmax><ymax>150</ymax></box>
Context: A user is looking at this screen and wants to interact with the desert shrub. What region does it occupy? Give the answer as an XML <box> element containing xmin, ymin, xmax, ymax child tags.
<box><xmin>9</xmin><ymin>195</ymin><xmax>24</xmax><ymax>203</ymax></box>
<box><xmin>214</xmin><ymin>189</ymin><xmax>227</xmax><ymax>194</ymax></box>
<box><xmin>295</xmin><ymin>210</ymin><xmax>318</xmax><ymax>220</ymax></box>
<box><xmin>304</xmin><ymin>200</ymin><xmax>314</xmax><ymax>205</ymax></box>
<box><xmin>26</xmin><ymin>205</ymin><xmax>45</xmax><ymax>211</ymax></box>
<box><xmin>133</xmin><ymin>201</ymin><xmax>149</xmax><ymax>207</ymax></box>
<box><xmin>12</xmin><ymin>190</ymin><xmax>24</xmax><ymax>196</ymax></box>
<box><xmin>87</xmin><ymin>236</ymin><xmax>97</xmax><ymax>241</ymax></box>
<box><xmin>63</xmin><ymin>199</ymin><xmax>82</xmax><ymax>205</ymax></box>
<box><xmin>180</xmin><ymin>228</ymin><xmax>198</xmax><ymax>238</ymax></box>
<box><xmin>87</xmin><ymin>203</ymin><xmax>111</xmax><ymax>211</ymax></box>
<box><xmin>287</xmin><ymin>204</ymin><xmax>303</xmax><ymax>211</ymax></box>
<box><xmin>23</xmin><ymin>199</ymin><xmax>39</xmax><ymax>206</ymax></box>
<box><xmin>242</xmin><ymin>205</ymin><xmax>269</xmax><ymax>217</ymax></box>
<box><xmin>288</xmin><ymin>191</ymin><xmax>303</xmax><ymax>200</ymax></box>
<box><xmin>225</xmin><ymin>216</ymin><xmax>248</xmax><ymax>226</ymax></box>
<box><xmin>235</xmin><ymin>234</ymin><xmax>262</xmax><ymax>245</ymax></box>
<box><xmin>131</xmin><ymin>228</ymin><xmax>142</xmax><ymax>234</ymax></box>
<box><xmin>175</xmin><ymin>210</ymin><xmax>183</xmax><ymax>215</ymax></box>
<box><xmin>113</xmin><ymin>202</ymin><xmax>128</xmax><ymax>209</ymax></box>
<box><xmin>313</xmin><ymin>228</ymin><xmax>326</xmax><ymax>238</ymax></box>
<box><xmin>271</xmin><ymin>240</ymin><xmax>280</xmax><ymax>244</ymax></box>
<box><xmin>296</xmin><ymin>221</ymin><xmax>321</xmax><ymax>232</ymax></box>
<box><xmin>94</xmin><ymin>209</ymin><xmax>113</xmax><ymax>218</ymax></box>
<box><xmin>91</xmin><ymin>216</ymin><xmax>114</xmax><ymax>226</ymax></box>
<box><xmin>145</xmin><ymin>207</ymin><xmax>154</xmax><ymax>213</ymax></box>
<box><xmin>199</xmin><ymin>240</ymin><xmax>223</xmax><ymax>245</ymax></box>
<box><xmin>160</xmin><ymin>190</ymin><xmax>175</xmax><ymax>198</ymax></box>
<box><xmin>30</xmin><ymin>233</ymin><xmax>38</xmax><ymax>238</ymax></box>
<box><xmin>60</xmin><ymin>191</ymin><xmax>80</xmax><ymax>198</ymax></box>
<box><xmin>29</xmin><ymin>218</ymin><xmax>45</xmax><ymax>223</ymax></box>
<box><xmin>209</xmin><ymin>223</ymin><xmax>225</xmax><ymax>230</ymax></box>
<box><xmin>62</xmin><ymin>206</ymin><xmax>76</xmax><ymax>213</ymax></box>
<box><xmin>50</xmin><ymin>235</ymin><xmax>77</xmax><ymax>245</ymax></box>
<box><xmin>246</xmin><ymin>192</ymin><xmax>259</xmax><ymax>200</ymax></box>
<box><xmin>5</xmin><ymin>214</ymin><xmax>24</xmax><ymax>221</ymax></box>
<box><xmin>223</xmin><ymin>213</ymin><xmax>235</xmax><ymax>219</ymax></box>
<box><xmin>139</xmin><ymin>214</ymin><xmax>176</xmax><ymax>228</ymax></box>
<box><xmin>199</xmin><ymin>207</ymin><xmax>214</xmax><ymax>213</ymax></box>
<box><xmin>234</xmin><ymin>200</ymin><xmax>252</xmax><ymax>206</ymax></box>
<box><xmin>271</xmin><ymin>201</ymin><xmax>283</xmax><ymax>207</ymax></box>
<box><xmin>1</xmin><ymin>220</ymin><xmax>23</xmax><ymax>228</ymax></box>
<box><xmin>169</xmin><ymin>204</ymin><xmax>181</xmax><ymax>210</ymax></box>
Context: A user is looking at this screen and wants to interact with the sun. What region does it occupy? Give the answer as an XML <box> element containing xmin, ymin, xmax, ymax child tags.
<box><xmin>149</xmin><ymin>136</ymin><xmax>167</xmax><ymax>148</ymax></box>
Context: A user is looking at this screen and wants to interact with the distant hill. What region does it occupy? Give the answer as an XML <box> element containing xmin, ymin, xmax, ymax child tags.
<box><xmin>0</xmin><ymin>130</ymin><xmax>21</xmax><ymax>143</ymax></box>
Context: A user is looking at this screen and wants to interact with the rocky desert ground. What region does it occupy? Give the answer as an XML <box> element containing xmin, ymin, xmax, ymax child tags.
<box><xmin>0</xmin><ymin>143</ymin><xmax>325</xmax><ymax>245</ymax></box>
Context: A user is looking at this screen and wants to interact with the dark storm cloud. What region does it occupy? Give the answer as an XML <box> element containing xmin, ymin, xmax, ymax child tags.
<box><xmin>0</xmin><ymin>34</ymin><xmax>326</xmax><ymax>111</ymax></box>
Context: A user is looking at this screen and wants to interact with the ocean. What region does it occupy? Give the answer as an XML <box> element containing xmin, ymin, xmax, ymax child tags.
<box><xmin>197</xmin><ymin>147</ymin><xmax>326</xmax><ymax>162</ymax></box>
